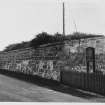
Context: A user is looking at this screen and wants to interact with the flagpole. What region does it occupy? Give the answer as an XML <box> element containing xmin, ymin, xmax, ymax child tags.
<box><xmin>63</xmin><ymin>2</ymin><xmax>65</xmax><ymax>36</ymax></box>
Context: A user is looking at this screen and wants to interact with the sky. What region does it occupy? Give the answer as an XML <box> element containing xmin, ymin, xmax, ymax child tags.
<box><xmin>0</xmin><ymin>0</ymin><xmax>105</xmax><ymax>50</ymax></box>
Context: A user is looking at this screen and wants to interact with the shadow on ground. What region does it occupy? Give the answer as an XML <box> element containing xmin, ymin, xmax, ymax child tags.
<box><xmin>0</xmin><ymin>69</ymin><xmax>104</xmax><ymax>100</ymax></box>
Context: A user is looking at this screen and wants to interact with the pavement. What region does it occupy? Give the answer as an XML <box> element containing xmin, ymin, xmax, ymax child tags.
<box><xmin>0</xmin><ymin>71</ymin><xmax>104</xmax><ymax>102</ymax></box>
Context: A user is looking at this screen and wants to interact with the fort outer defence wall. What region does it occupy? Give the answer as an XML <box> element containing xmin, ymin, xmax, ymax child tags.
<box><xmin>0</xmin><ymin>41</ymin><xmax>87</xmax><ymax>82</ymax></box>
<box><xmin>0</xmin><ymin>43</ymin><xmax>66</xmax><ymax>81</ymax></box>
<box><xmin>0</xmin><ymin>36</ymin><xmax>105</xmax><ymax>82</ymax></box>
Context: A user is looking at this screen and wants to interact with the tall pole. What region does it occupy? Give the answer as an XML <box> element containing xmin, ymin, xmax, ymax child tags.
<box><xmin>63</xmin><ymin>2</ymin><xmax>65</xmax><ymax>36</ymax></box>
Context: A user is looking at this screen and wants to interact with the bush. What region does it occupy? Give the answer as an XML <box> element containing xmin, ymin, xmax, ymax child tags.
<box><xmin>3</xmin><ymin>32</ymin><xmax>104</xmax><ymax>51</ymax></box>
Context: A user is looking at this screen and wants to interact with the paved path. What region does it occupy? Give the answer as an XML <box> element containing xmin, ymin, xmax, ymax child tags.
<box><xmin>0</xmin><ymin>73</ymin><xmax>104</xmax><ymax>102</ymax></box>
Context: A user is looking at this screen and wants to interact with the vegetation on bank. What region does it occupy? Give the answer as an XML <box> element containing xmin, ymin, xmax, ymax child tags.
<box><xmin>3</xmin><ymin>32</ymin><xmax>104</xmax><ymax>51</ymax></box>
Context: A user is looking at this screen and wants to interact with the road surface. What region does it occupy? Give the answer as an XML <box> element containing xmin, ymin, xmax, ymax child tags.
<box><xmin>0</xmin><ymin>73</ymin><xmax>104</xmax><ymax>102</ymax></box>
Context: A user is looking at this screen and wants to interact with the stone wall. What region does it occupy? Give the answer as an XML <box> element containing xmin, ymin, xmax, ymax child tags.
<box><xmin>0</xmin><ymin>36</ymin><xmax>105</xmax><ymax>82</ymax></box>
<box><xmin>0</xmin><ymin>44</ymin><xmax>64</xmax><ymax>81</ymax></box>
<box><xmin>63</xmin><ymin>36</ymin><xmax>105</xmax><ymax>74</ymax></box>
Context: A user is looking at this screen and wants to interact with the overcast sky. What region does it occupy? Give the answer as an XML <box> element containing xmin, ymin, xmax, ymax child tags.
<box><xmin>0</xmin><ymin>0</ymin><xmax>105</xmax><ymax>50</ymax></box>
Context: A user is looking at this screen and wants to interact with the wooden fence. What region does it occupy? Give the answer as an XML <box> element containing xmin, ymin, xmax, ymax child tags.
<box><xmin>61</xmin><ymin>70</ymin><xmax>105</xmax><ymax>95</ymax></box>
